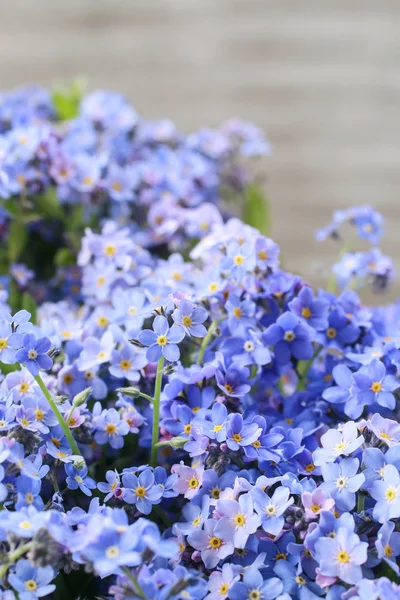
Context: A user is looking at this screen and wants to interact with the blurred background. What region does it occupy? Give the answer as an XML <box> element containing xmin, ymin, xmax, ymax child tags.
<box><xmin>1</xmin><ymin>0</ymin><xmax>399</xmax><ymax>294</ymax></box>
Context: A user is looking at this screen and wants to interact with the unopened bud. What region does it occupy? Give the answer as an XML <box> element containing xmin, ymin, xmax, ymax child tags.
<box><xmin>116</xmin><ymin>387</ymin><xmax>140</xmax><ymax>398</ymax></box>
<box><xmin>72</xmin><ymin>387</ymin><xmax>92</xmax><ymax>407</ymax></box>
<box><xmin>73</xmin><ymin>457</ymin><xmax>86</xmax><ymax>470</ymax></box>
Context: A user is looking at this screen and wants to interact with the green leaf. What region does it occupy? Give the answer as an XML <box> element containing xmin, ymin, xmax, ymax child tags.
<box><xmin>34</xmin><ymin>188</ymin><xmax>63</xmax><ymax>219</ymax></box>
<box><xmin>21</xmin><ymin>292</ymin><xmax>37</xmax><ymax>324</ymax></box>
<box><xmin>54</xmin><ymin>247</ymin><xmax>75</xmax><ymax>267</ymax></box>
<box><xmin>52</xmin><ymin>79</ymin><xmax>86</xmax><ymax>122</ymax></box>
<box><xmin>0</xmin><ymin>362</ymin><xmax>20</xmax><ymax>374</ymax></box>
<box><xmin>243</xmin><ymin>184</ymin><xmax>271</xmax><ymax>236</ymax></box>
<box><xmin>8</xmin><ymin>220</ymin><xmax>28</xmax><ymax>262</ymax></box>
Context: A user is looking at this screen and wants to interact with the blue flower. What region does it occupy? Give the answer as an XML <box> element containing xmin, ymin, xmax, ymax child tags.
<box><xmin>229</xmin><ymin>568</ymin><xmax>283</xmax><ymax>600</ymax></box>
<box><xmin>122</xmin><ymin>469</ymin><xmax>163</xmax><ymax>514</ymax></box>
<box><xmin>138</xmin><ymin>315</ymin><xmax>185</xmax><ymax>362</ymax></box>
<box><xmin>226</xmin><ymin>414</ymin><xmax>262</xmax><ymax>451</ymax></box>
<box><xmin>214</xmin><ymin>492</ymin><xmax>261</xmax><ymax>548</ymax></box>
<box><xmin>15</xmin><ymin>333</ymin><xmax>52</xmax><ymax>375</ymax></box>
<box><xmin>319</xmin><ymin>307</ymin><xmax>359</xmax><ymax>348</ymax></box>
<box><xmin>82</xmin><ymin>526</ymin><xmax>141</xmax><ymax>578</ymax></box>
<box><xmin>264</xmin><ymin>312</ymin><xmax>315</xmax><ymax>365</ymax></box>
<box><xmin>188</xmin><ymin>518</ymin><xmax>234</xmax><ymax>569</ymax></box>
<box><xmin>370</xmin><ymin>464</ymin><xmax>400</xmax><ymax>523</ymax></box>
<box><xmin>93</xmin><ymin>407</ymin><xmax>129</xmax><ymax>449</ymax></box>
<box><xmin>315</xmin><ymin>526</ymin><xmax>368</xmax><ymax>584</ymax></box>
<box><xmin>8</xmin><ymin>560</ymin><xmax>55</xmax><ymax>600</ymax></box>
<box><xmin>353</xmin><ymin>358</ymin><xmax>398</xmax><ymax>410</ymax></box>
<box><xmin>321</xmin><ymin>458</ymin><xmax>364</xmax><ymax>511</ymax></box>
<box><xmin>0</xmin><ymin>320</ymin><xmax>23</xmax><ymax>364</ymax></box>
<box><xmin>172</xmin><ymin>300</ymin><xmax>208</xmax><ymax>337</ymax></box>
<box><xmin>289</xmin><ymin>286</ymin><xmax>329</xmax><ymax>332</ymax></box>
<box><xmin>375</xmin><ymin>521</ymin><xmax>400</xmax><ymax>575</ymax></box>
<box><xmin>65</xmin><ymin>463</ymin><xmax>96</xmax><ymax>497</ymax></box>
<box><xmin>252</xmin><ymin>485</ymin><xmax>293</xmax><ymax>536</ymax></box>
<box><xmin>109</xmin><ymin>343</ymin><xmax>147</xmax><ymax>381</ymax></box>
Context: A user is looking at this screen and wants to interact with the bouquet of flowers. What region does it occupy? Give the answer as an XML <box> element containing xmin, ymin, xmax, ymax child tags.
<box><xmin>0</xmin><ymin>86</ymin><xmax>399</xmax><ymax>600</ymax></box>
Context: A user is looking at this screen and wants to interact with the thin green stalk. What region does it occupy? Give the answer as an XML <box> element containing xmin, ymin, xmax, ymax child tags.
<box><xmin>137</xmin><ymin>391</ymin><xmax>154</xmax><ymax>404</ymax></box>
<box><xmin>0</xmin><ymin>542</ymin><xmax>34</xmax><ymax>579</ymax></box>
<box><xmin>150</xmin><ymin>356</ymin><xmax>165</xmax><ymax>467</ymax></box>
<box><xmin>197</xmin><ymin>319</ymin><xmax>221</xmax><ymax>364</ymax></box>
<box><xmin>121</xmin><ymin>567</ymin><xmax>147</xmax><ymax>600</ymax></box>
<box><xmin>357</xmin><ymin>492</ymin><xmax>365</xmax><ymax>514</ymax></box>
<box><xmin>296</xmin><ymin>345</ymin><xmax>323</xmax><ymax>391</ymax></box>
<box><xmin>34</xmin><ymin>373</ymin><xmax>81</xmax><ymax>456</ymax></box>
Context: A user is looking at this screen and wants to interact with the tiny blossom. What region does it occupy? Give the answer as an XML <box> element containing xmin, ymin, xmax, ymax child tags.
<box><xmin>138</xmin><ymin>315</ymin><xmax>185</xmax><ymax>362</ymax></box>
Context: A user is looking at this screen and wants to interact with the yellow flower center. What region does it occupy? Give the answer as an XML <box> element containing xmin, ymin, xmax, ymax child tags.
<box><xmin>211</xmin><ymin>488</ymin><xmax>221</xmax><ymax>499</ymax></box>
<box><xmin>106</xmin><ymin>545</ymin><xmax>120</xmax><ymax>558</ymax></box>
<box><xmin>380</xmin><ymin>432</ymin><xmax>391</xmax><ymax>442</ymax></box>
<box><xmin>284</xmin><ymin>331</ymin><xmax>295</xmax><ymax>342</ymax></box>
<box><xmin>97</xmin><ymin>276</ymin><xmax>106</xmax><ymax>286</ymax></box>
<box><xmin>295</xmin><ymin>576</ymin><xmax>306</xmax><ymax>586</ymax></box>
<box><xmin>105</xmin><ymin>423</ymin><xmax>117</xmax><ymax>435</ymax></box>
<box><xmin>209</xmin><ymin>536</ymin><xmax>222</xmax><ymax>549</ymax></box>
<box><xmin>188</xmin><ymin>477</ymin><xmax>199</xmax><ymax>489</ymax></box>
<box><xmin>97</xmin><ymin>351</ymin><xmax>107</xmax><ymax>361</ymax></box>
<box><xmin>233</xmin><ymin>307</ymin><xmax>242</xmax><ymax>318</ymax></box>
<box><xmin>224</xmin><ymin>384</ymin><xmax>234</xmax><ymax>394</ymax></box>
<box><xmin>386</xmin><ymin>487</ymin><xmax>397</xmax><ymax>501</ymax></box>
<box><xmin>301</xmin><ymin>307</ymin><xmax>311</xmax><ymax>319</ymax></box>
<box><xmin>120</xmin><ymin>360</ymin><xmax>131</xmax><ymax>371</ymax></box>
<box><xmin>335</xmin><ymin>442</ymin><xmax>347</xmax><ymax>453</ymax></box>
<box><xmin>183</xmin><ymin>423</ymin><xmax>192</xmax><ymax>435</ymax></box>
<box><xmin>213</xmin><ymin>424</ymin><xmax>223</xmax><ymax>432</ymax></box>
<box><xmin>97</xmin><ymin>316</ymin><xmax>109</xmax><ymax>327</ymax></box>
<box><xmin>112</xmin><ymin>181</ymin><xmax>122</xmax><ymax>191</ymax></box>
<box><xmin>248</xmin><ymin>591</ymin><xmax>261</xmax><ymax>600</ymax></box>
<box><xmin>172</xmin><ymin>272</ymin><xmax>182</xmax><ymax>281</ymax></box>
<box><xmin>232</xmin><ymin>433</ymin><xmax>242</xmax><ymax>443</ymax></box>
<box><xmin>35</xmin><ymin>409</ymin><xmax>44</xmax><ymax>421</ymax></box>
<box><xmin>233</xmin><ymin>255</ymin><xmax>244</xmax><ymax>266</ymax></box>
<box><xmin>25</xmin><ymin>580</ymin><xmax>37</xmax><ymax>591</ymax></box>
<box><xmin>157</xmin><ymin>335</ymin><xmax>168</xmax><ymax>346</ymax></box>
<box><xmin>385</xmin><ymin>545</ymin><xmax>393</xmax><ymax>557</ymax></box>
<box><xmin>182</xmin><ymin>316</ymin><xmax>192</xmax><ymax>327</ymax></box>
<box><xmin>192</xmin><ymin>516</ymin><xmax>202</xmax><ymax>527</ymax></box>
<box><xmin>337</xmin><ymin>551</ymin><xmax>350</xmax><ymax>564</ymax></box>
<box><xmin>234</xmin><ymin>513</ymin><xmax>246</xmax><ymax>527</ymax></box>
<box><xmin>371</xmin><ymin>381</ymin><xmax>382</xmax><ymax>393</ymax></box>
<box><xmin>208</xmin><ymin>283</ymin><xmax>218</xmax><ymax>293</ymax></box>
<box><xmin>219</xmin><ymin>583</ymin><xmax>229</xmax><ymax>594</ymax></box>
<box><xmin>266</xmin><ymin>504</ymin><xmax>277</xmax><ymax>516</ymax></box>
<box><xmin>311</xmin><ymin>504</ymin><xmax>321</xmax><ymax>513</ymax></box>
<box><xmin>104</xmin><ymin>244</ymin><xmax>116</xmax><ymax>257</ymax></box>
<box><xmin>63</xmin><ymin>374</ymin><xmax>74</xmax><ymax>385</ymax></box>
<box><xmin>327</xmin><ymin>327</ymin><xmax>337</xmax><ymax>339</ymax></box>
<box><xmin>275</xmin><ymin>553</ymin><xmax>287</xmax><ymax>561</ymax></box>
<box><xmin>305</xmin><ymin>464</ymin><xmax>315</xmax><ymax>473</ymax></box>
<box><xmin>21</xmin><ymin>418</ymin><xmax>30</xmax><ymax>427</ymax></box>
<box><xmin>19</xmin><ymin>382</ymin><xmax>30</xmax><ymax>393</ymax></box>
<box><xmin>252</xmin><ymin>440</ymin><xmax>261</xmax><ymax>449</ymax></box>
<box><xmin>19</xmin><ymin>521</ymin><xmax>32</xmax><ymax>529</ymax></box>
<box><xmin>0</xmin><ymin>338</ymin><xmax>7</xmax><ymax>350</ymax></box>
<box><xmin>136</xmin><ymin>486</ymin><xmax>146</xmax><ymax>497</ymax></box>
<box><xmin>258</xmin><ymin>250</ymin><xmax>268</xmax><ymax>260</ymax></box>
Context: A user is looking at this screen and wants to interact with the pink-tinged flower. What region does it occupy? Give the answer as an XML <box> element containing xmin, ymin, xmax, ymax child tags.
<box><xmin>315</xmin><ymin>569</ymin><xmax>337</xmax><ymax>589</ymax></box>
<box><xmin>301</xmin><ymin>488</ymin><xmax>335</xmax><ymax>520</ymax></box>
<box><xmin>171</xmin><ymin>463</ymin><xmax>204</xmax><ymax>499</ymax></box>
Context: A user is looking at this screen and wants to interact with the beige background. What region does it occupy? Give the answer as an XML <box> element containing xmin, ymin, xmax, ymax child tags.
<box><xmin>1</xmin><ymin>0</ymin><xmax>399</xmax><ymax>299</ymax></box>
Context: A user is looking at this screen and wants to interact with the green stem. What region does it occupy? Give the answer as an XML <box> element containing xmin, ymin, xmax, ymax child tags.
<box><xmin>197</xmin><ymin>319</ymin><xmax>221</xmax><ymax>364</ymax></box>
<box><xmin>150</xmin><ymin>356</ymin><xmax>165</xmax><ymax>467</ymax></box>
<box><xmin>296</xmin><ymin>345</ymin><xmax>323</xmax><ymax>391</ymax></box>
<box><xmin>357</xmin><ymin>492</ymin><xmax>365</xmax><ymax>514</ymax></box>
<box><xmin>34</xmin><ymin>373</ymin><xmax>81</xmax><ymax>456</ymax></box>
<box><xmin>121</xmin><ymin>567</ymin><xmax>147</xmax><ymax>600</ymax></box>
<box><xmin>0</xmin><ymin>542</ymin><xmax>34</xmax><ymax>579</ymax></box>
<box><xmin>137</xmin><ymin>391</ymin><xmax>154</xmax><ymax>404</ymax></box>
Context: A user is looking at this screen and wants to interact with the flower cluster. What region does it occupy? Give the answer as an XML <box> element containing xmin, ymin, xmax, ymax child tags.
<box><xmin>0</xmin><ymin>87</ymin><xmax>399</xmax><ymax>600</ymax></box>
<box><xmin>0</xmin><ymin>86</ymin><xmax>269</xmax><ymax>307</ymax></box>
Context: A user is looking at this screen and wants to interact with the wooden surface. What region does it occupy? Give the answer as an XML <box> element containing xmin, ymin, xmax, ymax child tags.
<box><xmin>1</xmin><ymin>0</ymin><xmax>400</xmax><ymax>298</ymax></box>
